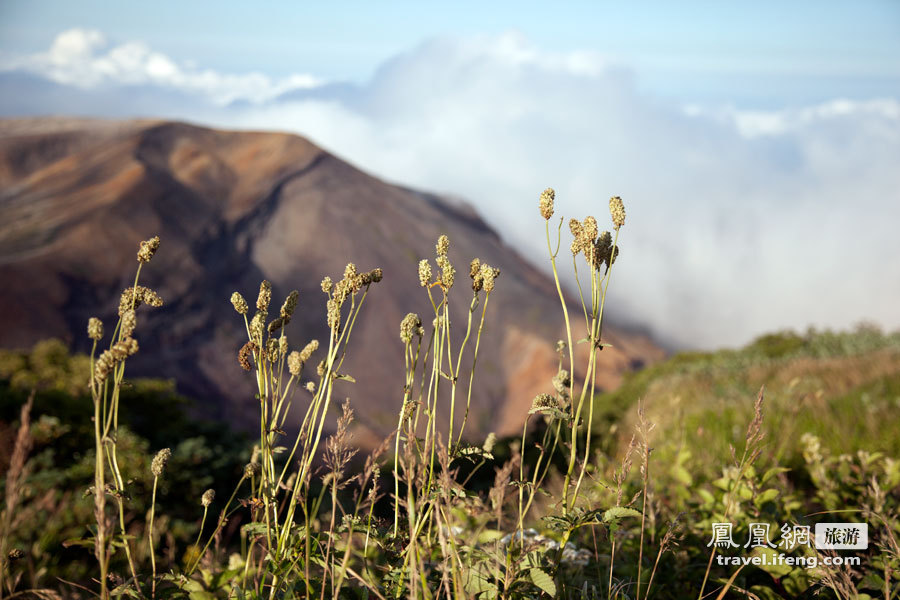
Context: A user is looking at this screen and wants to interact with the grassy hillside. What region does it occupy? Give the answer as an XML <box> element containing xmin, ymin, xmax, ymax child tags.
<box><xmin>1</xmin><ymin>192</ymin><xmax>898</xmax><ymax>600</ymax></box>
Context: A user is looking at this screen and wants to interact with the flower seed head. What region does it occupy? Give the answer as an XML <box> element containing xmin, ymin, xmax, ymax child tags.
<box><xmin>436</xmin><ymin>235</ymin><xmax>450</xmax><ymax>258</ymax></box>
<box><xmin>305</xmin><ymin>381</ymin><xmax>316</xmax><ymax>393</ymax></box>
<box><xmin>583</xmin><ymin>216</ymin><xmax>598</xmax><ymax>242</ymax></box>
<box><xmin>369</xmin><ymin>268</ymin><xmax>383</xmax><ymax>283</ymax></box>
<box><xmin>249</xmin><ymin>312</ymin><xmax>266</xmax><ymax>344</ymax></box>
<box><xmin>483</xmin><ymin>432</ymin><xmax>497</xmax><ymax>454</ymax></box>
<box><xmin>280</xmin><ymin>290</ymin><xmax>299</xmax><ymax>319</ymax></box>
<box><xmin>201</xmin><ymin>489</ymin><xmax>215</xmax><ymax>507</ymax></box>
<box><xmin>530</xmin><ymin>393</ymin><xmax>557</xmax><ymax>412</ymax></box>
<box><xmin>267</xmin><ymin>316</ymin><xmax>286</xmax><ymax>335</ymax></box>
<box><xmin>569</xmin><ymin>219</ymin><xmax>585</xmax><ymax>255</ymax></box>
<box><xmin>287</xmin><ymin>351</ymin><xmax>302</xmax><ymax>375</ymax></box>
<box><xmin>609</xmin><ymin>196</ymin><xmax>626</xmax><ymax>228</ymax></box>
<box><xmin>256</xmin><ymin>280</ymin><xmax>272</xmax><ymax>312</ymax></box>
<box><xmin>137</xmin><ymin>236</ymin><xmax>160</xmax><ymax>263</ymax></box>
<box><xmin>231</xmin><ymin>292</ymin><xmax>248</xmax><ymax>315</ymax></box>
<box><xmin>300</xmin><ymin>340</ymin><xmax>319</xmax><ymax>363</ymax></box>
<box><xmin>400</xmin><ymin>313</ymin><xmax>422</xmax><ymax>344</ymax></box>
<box><xmin>326</xmin><ymin>299</ymin><xmax>341</xmax><ymax>332</ymax></box>
<box><xmin>539</xmin><ymin>188</ymin><xmax>555</xmax><ymax>220</ymax></box>
<box><xmin>151</xmin><ymin>448</ymin><xmax>171</xmax><ymax>477</ymax></box>
<box><xmin>418</xmin><ymin>259</ymin><xmax>432</xmax><ymax>287</ymax></box>
<box><xmin>87</xmin><ymin>317</ymin><xmax>104</xmax><ymax>341</ymax></box>
<box><xmin>266</xmin><ymin>338</ymin><xmax>279</xmax><ymax>362</ymax></box>
<box><xmin>120</xmin><ymin>310</ymin><xmax>136</xmax><ymax>339</ymax></box>
<box><xmin>238</xmin><ymin>341</ymin><xmax>257</xmax><ymax>371</ymax></box>
<box><xmin>244</xmin><ymin>462</ymin><xmax>261</xmax><ymax>478</ymax></box>
<box><xmin>321</xmin><ymin>276</ymin><xmax>333</xmax><ymax>294</ymax></box>
<box><xmin>485</xmin><ymin>264</ymin><xmax>500</xmax><ymax>293</ymax></box>
<box><xmin>437</xmin><ymin>255</ymin><xmax>455</xmax><ymax>290</ymax></box>
<box><xmin>343</xmin><ymin>263</ymin><xmax>358</xmax><ymax>281</ymax></box>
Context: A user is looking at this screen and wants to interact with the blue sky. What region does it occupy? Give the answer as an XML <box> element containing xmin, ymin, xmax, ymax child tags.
<box><xmin>3</xmin><ymin>1</ymin><xmax>899</xmax><ymax>106</ymax></box>
<box><xmin>0</xmin><ymin>2</ymin><xmax>898</xmax><ymax>348</ymax></box>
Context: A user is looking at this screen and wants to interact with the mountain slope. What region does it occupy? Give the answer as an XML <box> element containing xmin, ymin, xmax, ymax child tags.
<box><xmin>0</xmin><ymin>117</ymin><xmax>664</xmax><ymax>442</ymax></box>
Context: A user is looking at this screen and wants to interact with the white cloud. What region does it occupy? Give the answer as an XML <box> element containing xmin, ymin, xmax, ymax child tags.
<box><xmin>1</xmin><ymin>28</ymin><xmax>322</xmax><ymax>104</ymax></box>
<box><xmin>3</xmin><ymin>31</ymin><xmax>899</xmax><ymax>348</ymax></box>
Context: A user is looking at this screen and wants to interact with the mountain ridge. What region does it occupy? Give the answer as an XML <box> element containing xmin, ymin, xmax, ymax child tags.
<box><xmin>0</xmin><ymin>117</ymin><xmax>665</xmax><ymax>443</ymax></box>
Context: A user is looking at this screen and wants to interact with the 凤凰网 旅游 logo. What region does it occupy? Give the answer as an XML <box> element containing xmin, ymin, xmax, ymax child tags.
<box><xmin>815</xmin><ymin>522</ymin><xmax>868</xmax><ymax>550</ymax></box>
<box><xmin>707</xmin><ymin>521</ymin><xmax>867</xmax><ymax>550</ymax></box>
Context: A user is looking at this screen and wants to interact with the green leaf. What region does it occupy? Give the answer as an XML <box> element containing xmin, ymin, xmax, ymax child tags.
<box><xmin>754</xmin><ymin>488</ymin><xmax>779</xmax><ymax>506</ymax></box>
<box><xmin>760</xmin><ymin>466</ymin><xmax>790</xmax><ymax>485</ymax></box>
<box><xmin>671</xmin><ymin>465</ymin><xmax>693</xmax><ymax>486</ymax></box>
<box><xmin>602</xmin><ymin>507</ymin><xmax>642</xmax><ymax>522</ymax></box>
<box><xmin>477</xmin><ymin>530</ymin><xmax>504</xmax><ymax>544</ymax></box>
<box><xmin>529</xmin><ymin>568</ymin><xmax>557</xmax><ymax>596</ymax></box>
<box><xmin>697</xmin><ymin>488</ymin><xmax>715</xmax><ymax>505</ymax></box>
<box><xmin>335</xmin><ymin>373</ymin><xmax>356</xmax><ymax>383</ymax></box>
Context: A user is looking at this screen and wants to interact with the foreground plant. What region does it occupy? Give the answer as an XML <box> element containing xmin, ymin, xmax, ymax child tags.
<box><xmin>86</xmin><ymin>236</ymin><xmax>163</xmax><ymax>599</ymax></box>
<box><xmin>66</xmin><ymin>191</ymin><xmax>713</xmax><ymax>599</ymax></box>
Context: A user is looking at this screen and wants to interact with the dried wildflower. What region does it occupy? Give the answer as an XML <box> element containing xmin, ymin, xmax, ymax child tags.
<box><xmin>201</xmin><ymin>489</ymin><xmax>215</xmax><ymax>507</ymax></box>
<box><xmin>343</xmin><ymin>263</ymin><xmax>364</xmax><ymax>293</ymax></box>
<box><xmin>299</xmin><ymin>340</ymin><xmax>319</xmax><ymax>363</ymax></box>
<box><xmin>369</xmin><ymin>268</ymin><xmax>383</xmax><ymax>283</ymax></box>
<box><xmin>436</xmin><ymin>234</ymin><xmax>450</xmax><ymax>258</ymax></box>
<box><xmin>104</xmin><ymin>338</ymin><xmax>139</xmax><ymax>368</ymax></box>
<box><xmin>609</xmin><ymin>196</ymin><xmax>626</xmax><ymax>228</ymax></box>
<box><xmin>344</xmin><ymin>263</ymin><xmax>359</xmax><ymax>281</ymax></box>
<box><xmin>151</xmin><ymin>448</ymin><xmax>172</xmax><ymax>477</ymax></box>
<box><xmin>280</xmin><ymin>290</ymin><xmax>299</xmax><ymax>319</ymax></box>
<box><xmin>326</xmin><ymin>299</ymin><xmax>341</xmax><ymax>332</ymax></box>
<box><xmin>118</xmin><ymin>286</ymin><xmax>163</xmax><ymax>316</ymax></box>
<box><xmin>279</xmin><ymin>336</ymin><xmax>288</xmax><ymax>355</ymax></box>
<box><xmin>418</xmin><ymin>259</ymin><xmax>432</xmax><ymax>287</ymax></box>
<box><xmin>437</xmin><ymin>255</ymin><xmax>455</xmax><ymax>290</ymax></box>
<box><xmin>552</xmin><ymin>370</ymin><xmax>571</xmax><ymax>396</ymax></box>
<box><xmin>247</xmin><ymin>313</ymin><xmax>264</xmax><ymax>345</ymax></box>
<box><xmin>305</xmin><ymin>381</ymin><xmax>316</xmax><ymax>393</ymax></box>
<box><xmin>483</xmin><ymin>432</ymin><xmax>497</xmax><ymax>454</ymax></box>
<box><xmin>400</xmin><ymin>313</ymin><xmax>422</xmax><ymax>344</ymax></box>
<box><xmin>238</xmin><ymin>341</ymin><xmax>257</xmax><ymax>371</ymax></box>
<box><xmin>256</xmin><ymin>280</ymin><xmax>272</xmax><ymax>312</ymax></box>
<box><xmin>401</xmin><ymin>399</ymin><xmax>417</xmax><ymax>422</ymax></box>
<box><xmin>137</xmin><ymin>235</ymin><xmax>160</xmax><ymax>263</ymax></box>
<box><xmin>267</xmin><ymin>316</ymin><xmax>285</xmax><ymax>334</ymax></box>
<box><xmin>266</xmin><ymin>338</ymin><xmax>279</xmax><ymax>362</ymax></box>
<box><xmin>332</xmin><ymin>279</ymin><xmax>350</xmax><ymax>305</ymax></box>
<box><xmin>287</xmin><ymin>351</ymin><xmax>303</xmax><ymax>376</ymax></box>
<box><xmin>230</xmin><ymin>292</ymin><xmax>248</xmax><ymax>315</ymax></box>
<box><xmin>120</xmin><ymin>309</ymin><xmax>136</xmax><ymax>338</ymax></box>
<box><xmin>480</xmin><ymin>263</ymin><xmax>499</xmax><ymax>293</ymax></box>
<box><xmin>583</xmin><ymin>216</ymin><xmax>598</xmax><ymax>242</ymax></box>
<box><xmin>469</xmin><ymin>258</ymin><xmax>483</xmax><ymax>289</ymax></box>
<box><xmin>569</xmin><ymin>219</ymin><xmax>585</xmax><ymax>255</ymax></box>
<box><xmin>87</xmin><ymin>317</ymin><xmax>104</xmax><ymax>341</ymax></box>
<box><xmin>531</xmin><ymin>393</ymin><xmax>556</xmax><ymax>412</ymax></box>
<box><xmin>539</xmin><ymin>188</ymin><xmax>555</xmax><ymax>220</ymax></box>
<box><xmin>93</xmin><ymin>351</ymin><xmax>115</xmax><ymax>383</ymax></box>
<box><xmin>243</xmin><ymin>462</ymin><xmax>261</xmax><ymax>478</ymax></box>
<box><xmin>321</xmin><ymin>276</ymin><xmax>333</xmax><ymax>294</ymax></box>
<box><xmin>316</xmin><ymin>360</ymin><xmax>326</xmax><ymax>378</ymax></box>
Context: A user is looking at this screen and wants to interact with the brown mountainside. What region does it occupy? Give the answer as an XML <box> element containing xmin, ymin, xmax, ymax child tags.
<box><xmin>0</xmin><ymin>117</ymin><xmax>664</xmax><ymax>443</ymax></box>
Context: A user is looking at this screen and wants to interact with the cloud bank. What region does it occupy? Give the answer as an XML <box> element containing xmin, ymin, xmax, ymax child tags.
<box><xmin>1</xmin><ymin>29</ymin><xmax>320</xmax><ymax>104</ymax></box>
<box><xmin>3</xmin><ymin>30</ymin><xmax>899</xmax><ymax>349</ymax></box>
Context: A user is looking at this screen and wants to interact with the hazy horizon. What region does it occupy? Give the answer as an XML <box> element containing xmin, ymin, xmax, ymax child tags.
<box><xmin>1</xmin><ymin>2</ymin><xmax>898</xmax><ymax>350</ymax></box>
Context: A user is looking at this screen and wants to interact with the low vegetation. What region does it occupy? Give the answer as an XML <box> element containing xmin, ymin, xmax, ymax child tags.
<box><xmin>0</xmin><ymin>191</ymin><xmax>897</xmax><ymax>599</ymax></box>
